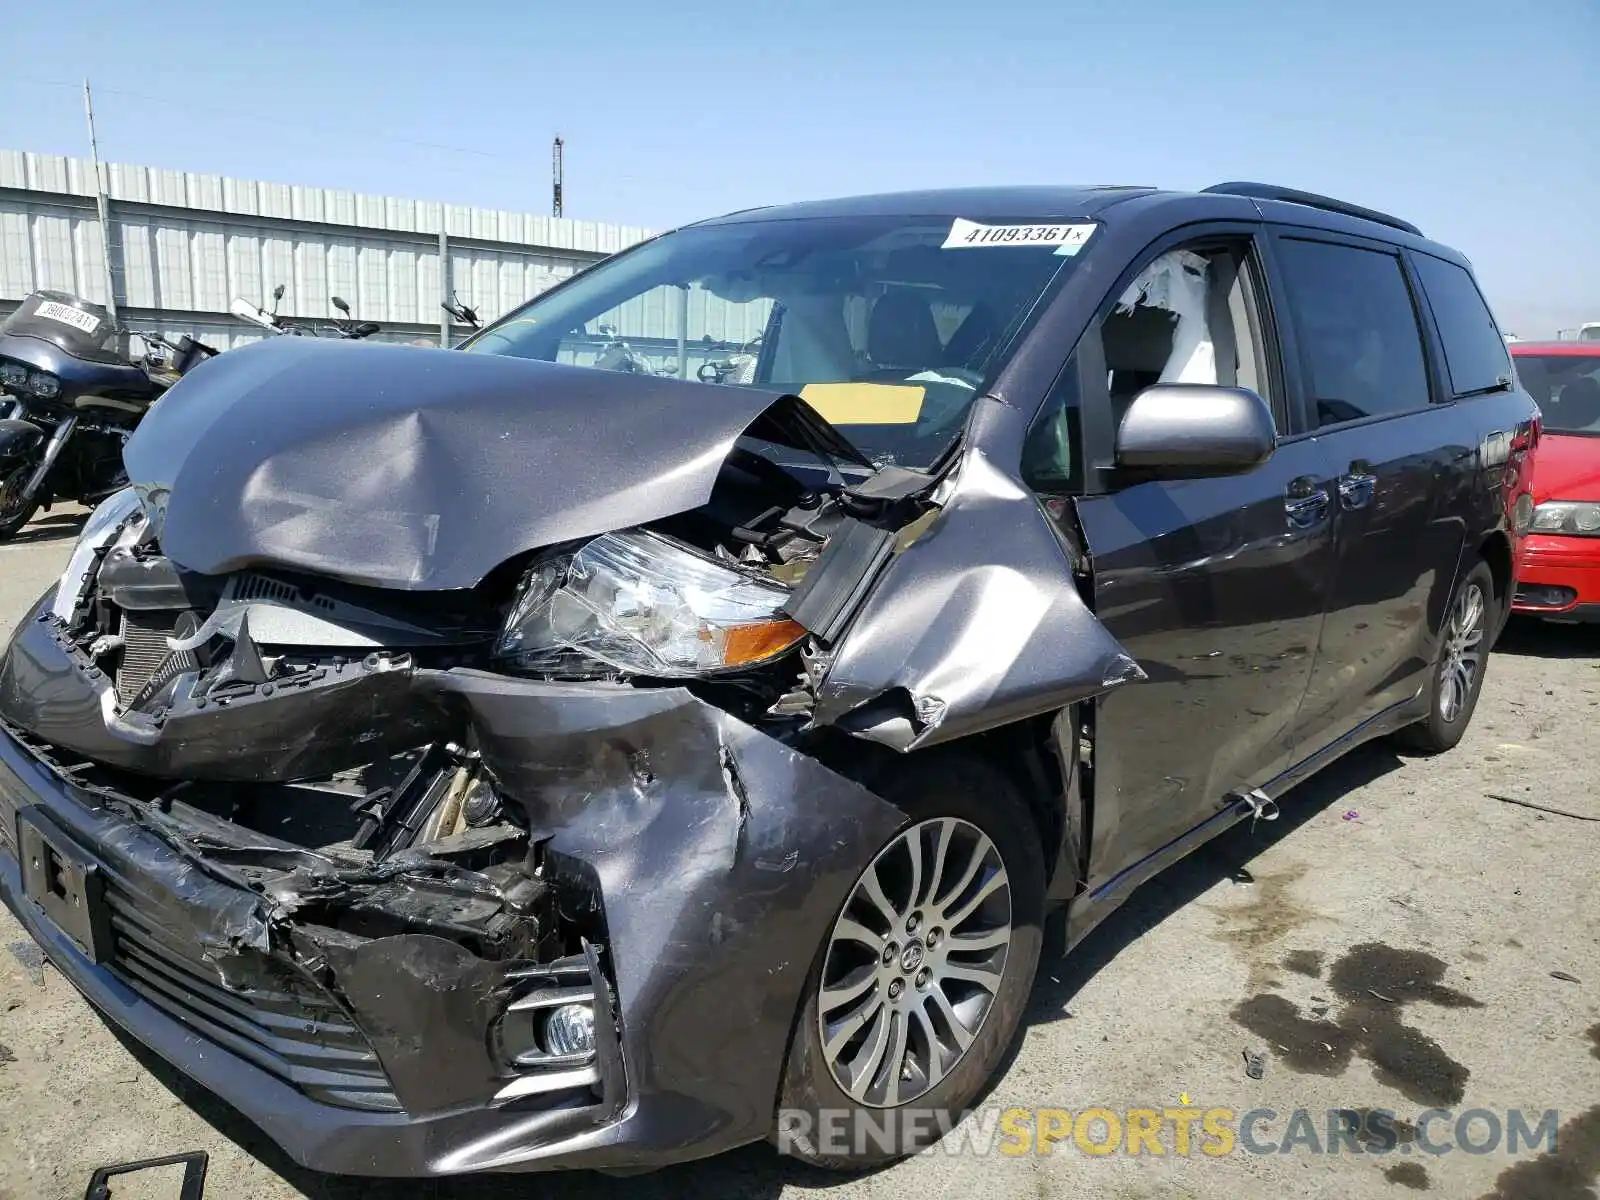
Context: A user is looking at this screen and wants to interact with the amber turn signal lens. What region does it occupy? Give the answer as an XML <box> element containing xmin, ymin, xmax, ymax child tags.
<box><xmin>721</xmin><ymin>619</ymin><xmax>806</xmax><ymax>667</ymax></box>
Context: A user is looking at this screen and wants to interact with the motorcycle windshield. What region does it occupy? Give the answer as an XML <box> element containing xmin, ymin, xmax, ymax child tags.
<box><xmin>1</xmin><ymin>291</ymin><xmax>124</xmax><ymax>364</ymax></box>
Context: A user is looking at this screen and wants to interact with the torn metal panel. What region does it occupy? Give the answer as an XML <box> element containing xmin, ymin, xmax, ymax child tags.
<box><xmin>0</xmin><ymin>593</ymin><xmax>448</xmax><ymax>781</ymax></box>
<box><xmin>811</xmin><ymin>447</ymin><xmax>1145</xmax><ymax>750</ymax></box>
<box><xmin>296</xmin><ymin>926</ymin><xmax>589</xmax><ymax>1117</ymax></box>
<box><xmin>0</xmin><ymin>615</ymin><xmax>908</xmax><ymax>1173</ymax></box>
<box><xmin>527</xmin><ymin>701</ymin><xmax>907</xmax><ymax>1170</ymax></box>
<box><xmin>386</xmin><ymin>670</ymin><xmax>906</xmax><ymax>1169</ymax></box>
<box><xmin>123</xmin><ymin>337</ymin><xmax>861</xmax><ymax>591</ymax></box>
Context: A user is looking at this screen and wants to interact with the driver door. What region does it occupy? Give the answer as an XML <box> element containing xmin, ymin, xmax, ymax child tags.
<box><xmin>1024</xmin><ymin>229</ymin><xmax>1340</xmax><ymax>893</ymax></box>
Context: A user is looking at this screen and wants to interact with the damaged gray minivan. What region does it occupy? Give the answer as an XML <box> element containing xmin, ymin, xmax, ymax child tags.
<box><xmin>0</xmin><ymin>182</ymin><xmax>1537</xmax><ymax>1177</ymax></box>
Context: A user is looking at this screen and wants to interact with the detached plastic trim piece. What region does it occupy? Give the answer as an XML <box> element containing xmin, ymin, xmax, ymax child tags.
<box><xmin>782</xmin><ymin>518</ymin><xmax>896</xmax><ymax>643</ymax></box>
<box><xmin>84</xmin><ymin>1151</ymin><xmax>208</xmax><ymax>1199</ymax></box>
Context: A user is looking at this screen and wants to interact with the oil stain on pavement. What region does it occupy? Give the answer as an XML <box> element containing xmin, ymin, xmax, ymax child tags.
<box><xmin>1207</xmin><ymin>863</ymin><xmax>1328</xmax><ymax>990</ymax></box>
<box><xmin>1384</xmin><ymin>1161</ymin><xmax>1430</xmax><ymax>1190</ymax></box>
<box><xmin>1230</xmin><ymin>943</ymin><xmax>1483</xmax><ymax>1107</ymax></box>
<box><xmin>1476</xmin><ymin>1104</ymin><xmax>1600</xmax><ymax>1200</ymax></box>
<box><xmin>1282</xmin><ymin>949</ymin><xmax>1324</xmax><ymax>978</ymax></box>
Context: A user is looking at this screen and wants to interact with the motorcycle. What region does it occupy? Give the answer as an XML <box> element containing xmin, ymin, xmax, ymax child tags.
<box><xmin>696</xmin><ymin>332</ymin><xmax>762</xmax><ymax>385</ymax></box>
<box><xmin>0</xmin><ymin>290</ymin><xmax>219</xmax><ymax>540</ymax></box>
<box><xmin>592</xmin><ymin>323</ymin><xmax>659</xmax><ymax>375</ymax></box>
<box><xmin>230</xmin><ymin>284</ymin><xmax>382</xmax><ymax>340</ymax></box>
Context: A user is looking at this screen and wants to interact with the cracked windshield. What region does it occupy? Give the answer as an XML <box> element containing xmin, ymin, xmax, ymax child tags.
<box><xmin>462</xmin><ymin>215</ymin><xmax>1088</xmax><ymax>467</ymax></box>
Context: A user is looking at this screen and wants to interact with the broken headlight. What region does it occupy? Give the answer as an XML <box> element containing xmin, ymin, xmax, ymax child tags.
<box><xmin>494</xmin><ymin>530</ymin><xmax>805</xmax><ymax>678</ymax></box>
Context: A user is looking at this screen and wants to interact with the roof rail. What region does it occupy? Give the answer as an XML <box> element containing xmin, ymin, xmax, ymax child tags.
<box><xmin>1202</xmin><ymin>182</ymin><xmax>1423</xmax><ymax>238</ymax></box>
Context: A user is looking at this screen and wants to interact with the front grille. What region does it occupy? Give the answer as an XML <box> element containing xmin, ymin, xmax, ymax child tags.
<box><xmin>103</xmin><ymin>880</ymin><xmax>401</xmax><ymax>1112</ymax></box>
<box><xmin>116</xmin><ymin>610</ymin><xmax>176</xmax><ymax>706</ymax></box>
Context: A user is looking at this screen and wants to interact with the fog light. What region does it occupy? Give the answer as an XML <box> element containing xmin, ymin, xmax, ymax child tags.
<box><xmin>1516</xmin><ymin>584</ymin><xmax>1578</xmax><ymax>609</ymax></box>
<box><xmin>544</xmin><ymin>1003</ymin><xmax>596</xmax><ymax>1057</ymax></box>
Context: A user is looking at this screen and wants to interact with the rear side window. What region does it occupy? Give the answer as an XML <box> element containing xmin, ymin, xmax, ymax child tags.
<box><xmin>1412</xmin><ymin>254</ymin><xmax>1513</xmax><ymax>396</ymax></box>
<box><xmin>1276</xmin><ymin>238</ymin><xmax>1431</xmax><ymax>426</ymax></box>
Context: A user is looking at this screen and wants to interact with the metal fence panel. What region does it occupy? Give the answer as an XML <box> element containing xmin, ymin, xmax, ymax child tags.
<box><xmin>1</xmin><ymin>150</ymin><xmax>790</xmax><ymax>364</ymax></box>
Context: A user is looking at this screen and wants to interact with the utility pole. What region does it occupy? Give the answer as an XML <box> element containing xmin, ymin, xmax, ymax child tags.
<box><xmin>552</xmin><ymin>136</ymin><xmax>564</xmax><ymax>219</ymax></box>
<box><xmin>82</xmin><ymin>80</ymin><xmax>120</xmax><ymax>328</ymax></box>
<box><xmin>438</xmin><ymin>230</ymin><xmax>451</xmax><ymax>348</ymax></box>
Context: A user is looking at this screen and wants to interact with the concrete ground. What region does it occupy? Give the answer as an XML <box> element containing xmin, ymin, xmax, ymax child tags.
<box><xmin>0</xmin><ymin>507</ymin><xmax>1596</xmax><ymax>1200</ymax></box>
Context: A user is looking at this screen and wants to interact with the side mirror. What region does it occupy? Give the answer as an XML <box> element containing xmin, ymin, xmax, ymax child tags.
<box><xmin>230</xmin><ymin>297</ymin><xmax>275</xmax><ymax>329</ymax></box>
<box><xmin>1115</xmin><ymin>384</ymin><xmax>1276</xmax><ymax>474</ymax></box>
<box><xmin>273</xmin><ymin>284</ymin><xmax>286</xmax><ymax>302</ymax></box>
<box><xmin>331</xmin><ymin>296</ymin><xmax>351</xmax><ymax>315</ymax></box>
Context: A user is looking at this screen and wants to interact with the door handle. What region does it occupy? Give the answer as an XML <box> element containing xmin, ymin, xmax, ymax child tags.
<box><xmin>1338</xmin><ymin>471</ymin><xmax>1377</xmax><ymax>510</ymax></box>
<box><xmin>1284</xmin><ymin>476</ymin><xmax>1330</xmax><ymax>530</ymax></box>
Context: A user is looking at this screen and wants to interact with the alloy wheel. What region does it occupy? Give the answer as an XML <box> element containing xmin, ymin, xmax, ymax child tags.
<box><xmin>1438</xmin><ymin>581</ymin><xmax>1486</xmax><ymax>723</ymax></box>
<box><xmin>817</xmin><ymin>816</ymin><xmax>1013</xmax><ymax>1108</ymax></box>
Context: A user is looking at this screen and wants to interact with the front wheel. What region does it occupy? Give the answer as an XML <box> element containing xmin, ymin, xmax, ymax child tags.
<box><xmin>1391</xmin><ymin>559</ymin><xmax>1496</xmax><ymax>755</ymax></box>
<box><xmin>774</xmin><ymin>752</ymin><xmax>1045</xmax><ymax>1169</ymax></box>
<box><xmin>0</xmin><ymin>461</ymin><xmax>38</xmax><ymax>540</ymax></box>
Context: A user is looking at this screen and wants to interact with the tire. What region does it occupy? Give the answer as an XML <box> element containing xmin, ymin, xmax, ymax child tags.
<box><xmin>0</xmin><ymin>461</ymin><xmax>37</xmax><ymax>541</ymax></box>
<box><xmin>1391</xmin><ymin>559</ymin><xmax>1496</xmax><ymax>755</ymax></box>
<box><xmin>774</xmin><ymin>751</ymin><xmax>1046</xmax><ymax>1169</ymax></box>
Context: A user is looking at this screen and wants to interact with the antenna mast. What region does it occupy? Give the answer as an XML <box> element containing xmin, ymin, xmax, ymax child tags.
<box><xmin>82</xmin><ymin>80</ymin><xmax>120</xmax><ymax>327</ymax></box>
<box><xmin>552</xmin><ymin>136</ymin><xmax>564</xmax><ymax>218</ymax></box>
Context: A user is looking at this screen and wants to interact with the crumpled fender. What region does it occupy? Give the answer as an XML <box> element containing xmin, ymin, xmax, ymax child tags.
<box><xmin>811</xmin><ymin>446</ymin><xmax>1145</xmax><ymax>751</ymax></box>
<box><xmin>408</xmin><ymin>671</ymin><xmax>908</xmax><ymax>1171</ymax></box>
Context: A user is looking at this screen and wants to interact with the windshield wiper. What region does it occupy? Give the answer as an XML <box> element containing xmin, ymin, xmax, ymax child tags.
<box><xmin>1456</xmin><ymin>376</ymin><xmax>1516</xmax><ymax>400</ymax></box>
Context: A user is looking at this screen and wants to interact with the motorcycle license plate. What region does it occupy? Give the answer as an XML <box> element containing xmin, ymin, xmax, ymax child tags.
<box><xmin>33</xmin><ymin>300</ymin><xmax>102</xmax><ymax>336</ymax></box>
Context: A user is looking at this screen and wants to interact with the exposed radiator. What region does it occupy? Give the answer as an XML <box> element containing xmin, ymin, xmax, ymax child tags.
<box><xmin>116</xmin><ymin>610</ymin><xmax>178</xmax><ymax>707</ymax></box>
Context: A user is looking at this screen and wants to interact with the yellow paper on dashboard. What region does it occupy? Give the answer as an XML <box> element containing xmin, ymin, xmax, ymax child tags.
<box><xmin>799</xmin><ymin>383</ymin><xmax>925</xmax><ymax>425</ymax></box>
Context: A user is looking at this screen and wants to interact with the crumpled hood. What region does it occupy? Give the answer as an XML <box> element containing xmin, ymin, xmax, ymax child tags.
<box><xmin>125</xmin><ymin>337</ymin><xmax>849</xmax><ymax>591</ymax></box>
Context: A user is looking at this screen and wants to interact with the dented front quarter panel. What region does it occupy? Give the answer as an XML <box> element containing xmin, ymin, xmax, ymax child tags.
<box><xmin>425</xmin><ymin>671</ymin><xmax>907</xmax><ymax>1171</ymax></box>
<box><xmin>0</xmin><ymin>618</ymin><xmax>908</xmax><ymax>1174</ymax></box>
<box><xmin>812</xmin><ymin>399</ymin><xmax>1144</xmax><ymax>751</ymax></box>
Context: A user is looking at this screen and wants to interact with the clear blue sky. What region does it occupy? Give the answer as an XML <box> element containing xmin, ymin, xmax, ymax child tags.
<box><xmin>4</xmin><ymin>0</ymin><xmax>1596</xmax><ymax>336</ymax></box>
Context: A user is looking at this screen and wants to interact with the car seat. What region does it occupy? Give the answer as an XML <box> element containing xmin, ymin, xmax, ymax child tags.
<box><xmin>1555</xmin><ymin>375</ymin><xmax>1600</xmax><ymax>431</ymax></box>
<box><xmin>864</xmin><ymin>292</ymin><xmax>943</xmax><ymax>377</ymax></box>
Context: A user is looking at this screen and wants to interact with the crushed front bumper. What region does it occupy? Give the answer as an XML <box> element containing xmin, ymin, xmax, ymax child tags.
<box><xmin>0</xmin><ymin>598</ymin><xmax>905</xmax><ymax>1177</ymax></box>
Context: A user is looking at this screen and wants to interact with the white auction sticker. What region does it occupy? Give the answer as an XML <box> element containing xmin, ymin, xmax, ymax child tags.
<box><xmin>33</xmin><ymin>300</ymin><xmax>101</xmax><ymax>335</ymax></box>
<box><xmin>942</xmin><ymin>219</ymin><xmax>1097</xmax><ymax>253</ymax></box>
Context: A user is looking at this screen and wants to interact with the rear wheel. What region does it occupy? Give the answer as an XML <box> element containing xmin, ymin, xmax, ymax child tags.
<box><xmin>1392</xmin><ymin>559</ymin><xmax>1495</xmax><ymax>755</ymax></box>
<box><xmin>0</xmin><ymin>461</ymin><xmax>37</xmax><ymax>540</ymax></box>
<box><xmin>774</xmin><ymin>752</ymin><xmax>1045</xmax><ymax>1169</ymax></box>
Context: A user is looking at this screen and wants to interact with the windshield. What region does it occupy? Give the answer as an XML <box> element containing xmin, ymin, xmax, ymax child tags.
<box><xmin>461</xmin><ymin>213</ymin><xmax>1095</xmax><ymax>468</ymax></box>
<box><xmin>1514</xmin><ymin>353</ymin><xmax>1600</xmax><ymax>435</ymax></box>
<box><xmin>1</xmin><ymin>290</ymin><xmax>123</xmax><ymax>364</ymax></box>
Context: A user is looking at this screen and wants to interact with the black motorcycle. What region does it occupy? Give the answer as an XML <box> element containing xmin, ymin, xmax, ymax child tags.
<box><xmin>0</xmin><ymin>290</ymin><xmax>218</xmax><ymax>539</ymax></box>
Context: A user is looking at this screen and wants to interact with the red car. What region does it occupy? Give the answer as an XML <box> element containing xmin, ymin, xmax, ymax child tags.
<box><xmin>1509</xmin><ymin>342</ymin><xmax>1600</xmax><ymax>621</ymax></box>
